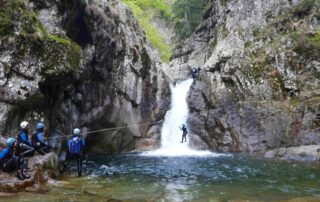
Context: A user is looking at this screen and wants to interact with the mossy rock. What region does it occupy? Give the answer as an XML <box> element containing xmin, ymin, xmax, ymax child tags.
<box><xmin>40</xmin><ymin>36</ymin><xmax>81</xmax><ymax>77</ymax></box>
<box><xmin>1</xmin><ymin>0</ymin><xmax>82</xmax><ymax>77</ymax></box>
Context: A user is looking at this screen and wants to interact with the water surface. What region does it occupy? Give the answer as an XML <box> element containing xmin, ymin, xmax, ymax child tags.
<box><xmin>2</xmin><ymin>154</ymin><xmax>320</xmax><ymax>202</ymax></box>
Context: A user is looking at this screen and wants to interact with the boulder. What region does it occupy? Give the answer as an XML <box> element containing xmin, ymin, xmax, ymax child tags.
<box><xmin>264</xmin><ymin>145</ymin><xmax>320</xmax><ymax>161</ymax></box>
<box><xmin>0</xmin><ymin>152</ymin><xmax>58</xmax><ymax>192</ymax></box>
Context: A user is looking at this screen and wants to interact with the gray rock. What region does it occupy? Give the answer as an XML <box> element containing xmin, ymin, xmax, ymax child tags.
<box><xmin>264</xmin><ymin>145</ymin><xmax>320</xmax><ymax>161</ymax></box>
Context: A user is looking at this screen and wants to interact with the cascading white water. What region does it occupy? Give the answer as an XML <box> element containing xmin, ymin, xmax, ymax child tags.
<box><xmin>143</xmin><ymin>79</ymin><xmax>222</xmax><ymax>157</ymax></box>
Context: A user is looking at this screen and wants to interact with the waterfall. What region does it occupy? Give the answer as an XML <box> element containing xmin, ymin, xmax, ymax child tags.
<box><xmin>143</xmin><ymin>79</ymin><xmax>219</xmax><ymax>157</ymax></box>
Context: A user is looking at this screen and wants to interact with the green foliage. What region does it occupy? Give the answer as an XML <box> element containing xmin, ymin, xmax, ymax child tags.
<box><xmin>172</xmin><ymin>0</ymin><xmax>209</xmax><ymax>40</ymax></box>
<box><xmin>0</xmin><ymin>8</ymin><xmax>13</xmax><ymax>36</ymax></box>
<box><xmin>121</xmin><ymin>0</ymin><xmax>173</xmax><ymax>61</ymax></box>
<box><xmin>220</xmin><ymin>0</ymin><xmax>229</xmax><ymax>6</ymax></box>
<box><xmin>311</xmin><ymin>29</ymin><xmax>320</xmax><ymax>47</ymax></box>
<box><xmin>123</xmin><ymin>0</ymin><xmax>172</xmax><ymax>19</ymax></box>
<box><xmin>292</xmin><ymin>0</ymin><xmax>315</xmax><ymax>16</ymax></box>
<box><xmin>291</xmin><ymin>31</ymin><xmax>320</xmax><ymax>60</ymax></box>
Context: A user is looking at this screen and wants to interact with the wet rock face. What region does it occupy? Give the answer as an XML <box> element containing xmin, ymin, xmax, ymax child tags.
<box><xmin>173</xmin><ymin>0</ymin><xmax>320</xmax><ymax>153</ymax></box>
<box><xmin>0</xmin><ymin>0</ymin><xmax>168</xmax><ymax>153</ymax></box>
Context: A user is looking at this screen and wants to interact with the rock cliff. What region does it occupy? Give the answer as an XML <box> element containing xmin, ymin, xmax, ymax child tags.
<box><xmin>170</xmin><ymin>0</ymin><xmax>320</xmax><ymax>153</ymax></box>
<box><xmin>0</xmin><ymin>0</ymin><xmax>169</xmax><ymax>153</ymax></box>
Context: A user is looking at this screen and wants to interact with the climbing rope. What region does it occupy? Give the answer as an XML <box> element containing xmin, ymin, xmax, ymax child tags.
<box><xmin>46</xmin><ymin>120</ymin><xmax>164</xmax><ymax>140</ymax></box>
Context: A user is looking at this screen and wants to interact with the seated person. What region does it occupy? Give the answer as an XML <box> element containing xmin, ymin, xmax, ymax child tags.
<box><xmin>31</xmin><ymin>122</ymin><xmax>51</xmax><ymax>154</ymax></box>
<box><xmin>0</xmin><ymin>138</ymin><xmax>30</xmax><ymax>180</ymax></box>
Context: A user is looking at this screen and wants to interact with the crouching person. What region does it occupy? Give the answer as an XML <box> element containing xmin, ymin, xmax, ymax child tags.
<box><xmin>31</xmin><ymin>122</ymin><xmax>51</xmax><ymax>155</ymax></box>
<box><xmin>66</xmin><ymin>128</ymin><xmax>85</xmax><ymax>177</ymax></box>
<box><xmin>0</xmin><ymin>138</ymin><xmax>30</xmax><ymax>180</ymax></box>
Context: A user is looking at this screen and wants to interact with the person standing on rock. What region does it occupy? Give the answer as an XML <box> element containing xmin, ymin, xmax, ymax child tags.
<box><xmin>0</xmin><ymin>138</ymin><xmax>30</xmax><ymax>180</ymax></box>
<box><xmin>16</xmin><ymin>121</ymin><xmax>35</xmax><ymax>157</ymax></box>
<box><xmin>65</xmin><ymin>128</ymin><xmax>86</xmax><ymax>177</ymax></box>
<box><xmin>31</xmin><ymin>122</ymin><xmax>51</xmax><ymax>154</ymax></box>
<box><xmin>179</xmin><ymin>124</ymin><xmax>188</xmax><ymax>143</ymax></box>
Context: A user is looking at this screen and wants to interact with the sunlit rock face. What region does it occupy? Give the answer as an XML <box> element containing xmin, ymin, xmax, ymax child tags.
<box><xmin>170</xmin><ymin>0</ymin><xmax>320</xmax><ymax>153</ymax></box>
<box><xmin>0</xmin><ymin>0</ymin><xmax>169</xmax><ymax>153</ymax></box>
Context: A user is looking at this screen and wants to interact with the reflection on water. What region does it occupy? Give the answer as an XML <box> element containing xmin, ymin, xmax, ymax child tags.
<box><xmin>1</xmin><ymin>154</ymin><xmax>320</xmax><ymax>202</ymax></box>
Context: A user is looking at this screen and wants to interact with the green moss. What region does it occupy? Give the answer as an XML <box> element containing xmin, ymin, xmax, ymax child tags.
<box><xmin>290</xmin><ymin>31</ymin><xmax>320</xmax><ymax>59</ymax></box>
<box><xmin>220</xmin><ymin>0</ymin><xmax>229</xmax><ymax>6</ymax></box>
<box><xmin>292</xmin><ymin>0</ymin><xmax>315</xmax><ymax>16</ymax></box>
<box><xmin>40</xmin><ymin>36</ymin><xmax>81</xmax><ymax>76</ymax></box>
<box><xmin>289</xmin><ymin>96</ymin><xmax>299</xmax><ymax>108</ymax></box>
<box><xmin>1</xmin><ymin>0</ymin><xmax>82</xmax><ymax>77</ymax></box>
<box><xmin>48</xmin><ymin>34</ymin><xmax>72</xmax><ymax>46</ymax></box>
<box><xmin>0</xmin><ymin>8</ymin><xmax>14</xmax><ymax>36</ymax></box>
<box><xmin>311</xmin><ymin>29</ymin><xmax>320</xmax><ymax>47</ymax></box>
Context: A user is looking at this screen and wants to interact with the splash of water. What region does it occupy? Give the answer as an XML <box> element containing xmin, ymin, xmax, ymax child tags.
<box><xmin>143</xmin><ymin>79</ymin><xmax>226</xmax><ymax>157</ymax></box>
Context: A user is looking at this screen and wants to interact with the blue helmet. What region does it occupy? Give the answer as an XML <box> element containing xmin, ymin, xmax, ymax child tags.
<box><xmin>36</xmin><ymin>122</ymin><xmax>45</xmax><ymax>129</ymax></box>
<box><xmin>6</xmin><ymin>138</ymin><xmax>16</xmax><ymax>148</ymax></box>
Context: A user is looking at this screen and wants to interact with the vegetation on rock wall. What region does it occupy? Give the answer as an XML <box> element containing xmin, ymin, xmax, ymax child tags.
<box><xmin>121</xmin><ymin>0</ymin><xmax>173</xmax><ymax>62</ymax></box>
<box><xmin>171</xmin><ymin>0</ymin><xmax>209</xmax><ymax>40</ymax></box>
<box><xmin>0</xmin><ymin>0</ymin><xmax>82</xmax><ymax>77</ymax></box>
<box><xmin>121</xmin><ymin>0</ymin><xmax>210</xmax><ymax>61</ymax></box>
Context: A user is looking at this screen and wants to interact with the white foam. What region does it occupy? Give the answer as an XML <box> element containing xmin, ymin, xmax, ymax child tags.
<box><xmin>141</xmin><ymin>147</ymin><xmax>229</xmax><ymax>157</ymax></box>
<box><xmin>143</xmin><ymin>79</ymin><xmax>231</xmax><ymax>158</ymax></box>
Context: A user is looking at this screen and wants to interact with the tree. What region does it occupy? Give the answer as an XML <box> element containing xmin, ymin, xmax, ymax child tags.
<box><xmin>172</xmin><ymin>0</ymin><xmax>209</xmax><ymax>41</ymax></box>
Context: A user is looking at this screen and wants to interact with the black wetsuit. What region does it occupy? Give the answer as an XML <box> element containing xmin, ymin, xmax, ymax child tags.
<box><xmin>31</xmin><ymin>130</ymin><xmax>51</xmax><ymax>155</ymax></box>
<box><xmin>180</xmin><ymin>126</ymin><xmax>188</xmax><ymax>143</ymax></box>
<box><xmin>0</xmin><ymin>146</ymin><xmax>29</xmax><ymax>180</ymax></box>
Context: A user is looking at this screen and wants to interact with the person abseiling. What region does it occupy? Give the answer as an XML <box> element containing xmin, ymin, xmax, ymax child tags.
<box><xmin>31</xmin><ymin>122</ymin><xmax>51</xmax><ymax>154</ymax></box>
<box><xmin>191</xmin><ymin>67</ymin><xmax>201</xmax><ymax>85</ymax></box>
<box><xmin>179</xmin><ymin>124</ymin><xmax>188</xmax><ymax>143</ymax></box>
<box><xmin>0</xmin><ymin>138</ymin><xmax>30</xmax><ymax>180</ymax></box>
<box><xmin>192</xmin><ymin>68</ymin><xmax>198</xmax><ymax>85</ymax></box>
<box><xmin>66</xmin><ymin>128</ymin><xmax>85</xmax><ymax>177</ymax></box>
<box><xmin>16</xmin><ymin>121</ymin><xmax>35</xmax><ymax>157</ymax></box>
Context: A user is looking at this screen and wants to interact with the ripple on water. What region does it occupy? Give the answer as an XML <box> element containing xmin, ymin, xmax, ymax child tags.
<box><xmin>3</xmin><ymin>154</ymin><xmax>320</xmax><ymax>202</ymax></box>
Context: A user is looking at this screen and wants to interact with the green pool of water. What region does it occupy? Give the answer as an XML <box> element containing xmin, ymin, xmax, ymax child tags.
<box><xmin>1</xmin><ymin>154</ymin><xmax>320</xmax><ymax>202</ymax></box>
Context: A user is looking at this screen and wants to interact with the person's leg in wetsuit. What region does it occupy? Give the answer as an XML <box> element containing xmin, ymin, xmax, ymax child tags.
<box><xmin>77</xmin><ymin>155</ymin><xmax>82</xmax><ymax>177</ymax></box>
<box><xmin>18</xmin><ymin>143</ymin><xmax>35</xmax><ymax>157</ymax></box>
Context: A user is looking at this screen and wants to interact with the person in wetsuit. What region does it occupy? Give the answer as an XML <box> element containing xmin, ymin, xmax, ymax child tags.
<box><xmin>17</xmin><ymin>121</ymin><xmax>35</xmax><ymax>157</ymax></box>
<box><xmin>0</xmin><ymin>138</ymin><xmax>30</xmax><ymax>180</ymax></box>
<box><xmin>65</xmin><ymin>128</ymin><xmax>85</xmax><ymax>177</ymax></box>
<box><xmin>31</xmin><ymin>122</ymin><xmax>51</xmax><ymax>154</ymax></box>
<box><xmin>179</xmin><ymin>124</ymin><xmax>188</xmax><ymax>143</ymax></box>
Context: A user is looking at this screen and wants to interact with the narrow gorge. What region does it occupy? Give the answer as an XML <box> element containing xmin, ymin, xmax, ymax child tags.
<box><xmin>0</xmin><ymin>0</ymin><xmax>320</xmax><ymax>201</ymax></box>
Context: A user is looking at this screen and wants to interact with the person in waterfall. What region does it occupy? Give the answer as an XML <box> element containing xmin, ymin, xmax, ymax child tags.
<box><xmin>31</xmin><ymin>122</ymin><xmax>51</xmax><ymax>155</ymax></box>
<box><xmin>179</xmin><ymin>124</ymin><xmax>188</xmax><ymax>143</ymax></box>
<box><xmin>16</xmin><ymin>121</ymin><xmax>35</xmax><ymax>157</ymax></box>
<box><xmin>65</xmin><ymin>128</ymin><xmax>85</xmax><ymax>177</ymax></box>
<box><xmin>0</xmin><ymin>138</ymin><xmax>30</xmax><ymax>180</ymax></box>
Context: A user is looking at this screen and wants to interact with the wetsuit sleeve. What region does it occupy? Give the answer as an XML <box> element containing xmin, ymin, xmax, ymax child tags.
<box><xmin>21</xmin><ymin>132</ymin><xmax>28</xmax><ymax>142</ymax></box>
<box><xmin>82</xmin><ymin>138</ymin><xmax>85</xmax><ymax>147</ymax></box>
<box><xmin>37</xmin><ymin>132</ymin><xmax>47</xmax><ymax>145</ymax></box>
<box><xmin>21</xmin><ymin>132</ymin><xmax>32</xmax><ymax>145</ymax></box>
<box><xmin>0</xmin><ymin>148</ymin><xmax>9</xmax><ymax>160</ymax></box>
<box><xmin>67</xmin><ymin>139</ymin><xmax>71</xmax><ymax>149</ymax></box>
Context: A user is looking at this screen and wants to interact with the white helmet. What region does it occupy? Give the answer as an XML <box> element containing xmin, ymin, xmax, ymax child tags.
<box><xmin>20</xmin><ymin>121</ymin><xmax>29</xmax><ymax>129</ymax></box>
<box><xmin>73</xmin><ymin>128</ymin><xmax>81</xmax><ymax>135</ymax></box>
